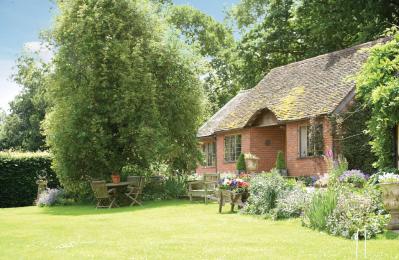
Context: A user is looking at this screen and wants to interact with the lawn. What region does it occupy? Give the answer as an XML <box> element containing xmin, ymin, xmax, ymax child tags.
<box><xmin>1</xmin><ymin>200</ymin><xmax>398</xmax><ymax>259</ymax></box>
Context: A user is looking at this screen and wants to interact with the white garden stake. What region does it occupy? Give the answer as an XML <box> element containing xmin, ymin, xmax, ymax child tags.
<box><xmin>364</xmin><ymin>228</ymin><xmax>367</xmax><ymax>258</ymax></box>
<box><xmin>355</xmin><ymin>229</ymin><xmax>359</xmax><ymax>260</ymax></box>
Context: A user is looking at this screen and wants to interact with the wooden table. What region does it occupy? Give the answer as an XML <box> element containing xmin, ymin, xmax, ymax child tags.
<box><xmin>106</xmin><ymin>182</ymin><xmax>130</xmax><ymax>206</ymax></box>
<box><xmin>106</xmin><ymin>181</ymin><xmax>130</xmax><ymax>188</ymax></box>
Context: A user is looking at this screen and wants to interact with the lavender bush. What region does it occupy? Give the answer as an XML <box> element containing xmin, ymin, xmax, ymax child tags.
<box><xmin>37</xmin><ymin>188</ymin><xmax>64</xmax><ymax>207</ymax></box>
<box><xmin>339</xmin><ymin>170</ymin><xmax>368</xmax><ymax>187</ymax></box>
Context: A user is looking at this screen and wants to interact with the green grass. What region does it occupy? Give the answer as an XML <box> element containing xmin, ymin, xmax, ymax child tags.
<box><xmin>0</xmin><ymin>200</ymin><xmax>398</xmax><ymax>259</ymax></box>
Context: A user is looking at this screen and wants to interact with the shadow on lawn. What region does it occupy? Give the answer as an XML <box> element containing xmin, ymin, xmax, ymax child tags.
<box><xmin>40</xmin><ymin>199</ymin><xmax>214</xmax><ymax>216</ymax></box>
<box><xmin>383</xmin><ymin>230</ymin><xmax>399</xmax><ymax>240</ymax></box>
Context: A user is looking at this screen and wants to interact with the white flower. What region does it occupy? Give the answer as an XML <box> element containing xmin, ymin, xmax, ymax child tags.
<box><xmin>378</xmin><ymin>172</ymin><xmax>399</xmax><ymax>183</ymax></box>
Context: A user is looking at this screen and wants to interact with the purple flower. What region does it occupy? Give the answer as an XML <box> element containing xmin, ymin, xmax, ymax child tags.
<box><xmin>339</xmin><ymin>170</ymin><xmax>368</xmax><ymax>186</ymax></box>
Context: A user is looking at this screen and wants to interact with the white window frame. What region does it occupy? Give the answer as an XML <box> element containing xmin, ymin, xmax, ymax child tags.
<box><xmin>202</xmin><ymin>142</ymin><xmax>216</xmax><ymax>167</ymax></box>
<box><xmin>299</xmin><ymin>124</ymin><xmax>324</xmax><ymax>158</ymax></box>
<box><xmin>224</xmin><ymin>135</ymin><xmax>241</xmax><ymax>163</ymax></box>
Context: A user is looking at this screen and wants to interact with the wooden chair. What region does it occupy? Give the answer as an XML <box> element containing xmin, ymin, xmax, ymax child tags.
<box><xmin>188</xmin><ymin>173</ymin><xmax>220</xmax><ymax>204</ymax></box>
<box><xmin>90</xmin><ymin>180</ymin><xmax>117</xmax><ymax>209</ymax></box>
<box><xmin>125</xmin><ymin>176</ymin><xmax>145</xmax><ymax>206</ymax></box>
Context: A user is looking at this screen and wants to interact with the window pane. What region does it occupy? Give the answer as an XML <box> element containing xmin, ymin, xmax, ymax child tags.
<box><xmin>300</xmin><ymin>126</ymin><xmax>308</xmax><ymax>157</ymax></box>
<box><xmin>203</xmin><ymin>142</ymin><xmax>216</xmax><ymax>166</ymax></box>
<box><xmin>224</xmin><ymin>135</ymin><xmax>241</xmax><ymax>162</ymax></box>
<box><xmin>235</xmin><ymin>135</ymin><xmax>241</xmax><ymax>160</ymax></box>
<box><xmin>314</xmin><ymin>124</ymin><xmax>324</xmax><ymax>155</ymax></box>
<box><xmin>299</xmin><ymin>124</ymin><xmax>324</xmax><ymax>157</ymax></box>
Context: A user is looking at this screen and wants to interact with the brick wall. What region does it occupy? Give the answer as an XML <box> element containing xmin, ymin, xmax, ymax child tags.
<box><xmin>249</xmin><ymin>126</ymin><xmax>285</xmax><ymax>172</ymax></box>
<box><xmin>285</xmin><ymin>117</ymin><xmax>333</xmax><ymax>176</ymax></box>
<box><xmin>215</xmin><ymin>129</ymin><xmax>251</xmax><ymax>173</ymax></box>
<box><xmin>196</xmin><ymin>127</ymin><xmax>284</xmax><ymax>174</ymax></box>
<box><xmin>196</xmin><ymin>116</ymin><xmax>333</xmax><ymax>176</ymax></box>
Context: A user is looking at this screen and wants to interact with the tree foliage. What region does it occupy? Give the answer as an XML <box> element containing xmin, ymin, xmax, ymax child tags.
<box><xmin>356</xmin><ymin>33</ymin><xmax>399</xmax><ymax>169</ymax></box>
<box><xmin>230</xmin><ymin>0</ymin><xmax>399</xmax><ymax>89</ymax></box>
<box><xmin>167</xmin><ymin>5</ymin><xmax>239</xmax><ymax>113</ymax></box>
<box><xmin>0</xmin><ymin>55</ymin><xmax>49</xmax><ymax>151</ymax></box>
<box><xmin>45</xmin><ymin>0</ymin><xmax>205</xmax><ymax>194</ymax></box>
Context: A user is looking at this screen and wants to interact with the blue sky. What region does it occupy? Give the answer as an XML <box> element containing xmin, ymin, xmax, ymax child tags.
<box><xmin>0</xmin><ymin>0</ymin><xmax>238</xmax><ymax>112</ymax></box>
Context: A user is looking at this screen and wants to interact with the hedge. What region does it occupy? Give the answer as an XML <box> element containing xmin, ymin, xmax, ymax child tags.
<box><xmin>0</xmin><ymin>151</ymin><xmax>59</xmax><ymax>208</ymax></box>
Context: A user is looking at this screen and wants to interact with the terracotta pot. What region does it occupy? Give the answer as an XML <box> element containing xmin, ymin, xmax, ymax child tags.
<box><xmin>111</xmin><ymin>174</ymin><xmax>121</xmax><ymax>184</ymax></box>
<box><xmin>380</xmin><ymin>183</ymin><xmax>399</xmax><ymax>230</ymax></box>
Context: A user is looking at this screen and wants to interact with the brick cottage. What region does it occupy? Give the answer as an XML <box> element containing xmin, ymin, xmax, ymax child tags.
<box><xmin>196</xmin><ymin>38</ymin><xmax>388</xmax><ymax>177</ymax></box>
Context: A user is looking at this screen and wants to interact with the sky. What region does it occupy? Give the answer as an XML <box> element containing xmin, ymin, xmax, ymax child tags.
<box><xmin>0</xmin><ymin>0</ymin><xmax>238</xmax><ymax>112</ymax></box>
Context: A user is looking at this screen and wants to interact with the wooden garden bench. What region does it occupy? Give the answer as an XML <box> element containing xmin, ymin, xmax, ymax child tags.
<box><xmin>188</xmin><ymin>173</ymin><xmax>220</xmax><ymax>204</ymax></box>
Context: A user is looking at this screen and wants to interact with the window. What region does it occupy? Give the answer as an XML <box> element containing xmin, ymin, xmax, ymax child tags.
<box><xmin>202</xmin><ymin>142</ymin><xmax>216</xmax><ymax>167</ymax></box>
<box><xmin>224</xmin><ymin>135</ymin><xmax>241</xmax><ymax>162</ymax></box>
<box><xmin>299</xmin><ymin>124</ymin><xmax>324</xmax><ymax>157</ymax></box>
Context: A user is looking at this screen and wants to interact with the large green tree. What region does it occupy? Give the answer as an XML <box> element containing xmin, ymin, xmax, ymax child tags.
<box><xmin>167</xmin><ymin>5</ymin><xmax>239</xmax><ymax>113</ymax></box>
<box><xmin>45</xmin><ymin>0</ymin><xmax>205</xmax><ymax>194</ymax></box>
<box><xmin>230</xmin><ymin>0</ymin><xmax>399</xmax><ymax>89</ymax></box>
<box><xmin>0</xmin><ymin>56</ymin><xmax>49</xmax><ymax>151</ymax></box>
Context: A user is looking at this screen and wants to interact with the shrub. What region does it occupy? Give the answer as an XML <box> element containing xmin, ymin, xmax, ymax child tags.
<box><xmin>297</xmin><ymin>176</ymin><xmax>318</xmax><ymax>187</ymax></box>
<box><xmin>0</xmin><ymin>151</ymin><xmax>60</xmax><ymax>208</ymax></box>
<box><xmin>243</xmin><ymin>171</ymin><xmax>289</xmax><ymax>216</ymax></box>
<box><xmin>164</xmin><ymin>175</ymin><xmax>187</xmax><ymax>199</ymax></box>
<box><xmin>142</xmin><ymin>176</ymin><xmax>166</xmax><ymax>201</ymax></box>
<box><xmin>272</xmin><ymin>186</ymin><xmax>312</xmax><ymax>219</ymax></box>
<box><xmin>339</xmin><ymin>170</ymin><xmax>368</xmax><ymax>187</ymax></box>
<box><xmin>236</xmin><ymin>153</ymin><xmax>246</xmax><ymax>172</ymax></box>
<box><xmin>302</xmin><ymin>189</ymin><xmax>337</xmax><ymax>230</ymax></box>
<box><xmin>326</xmin><ymin>191</ymin><xmax>388</xmax><ymax>239</ymax></box>
<box><xmin>142</xmin><ymin>174</ymin><xmax>188</xmax><ymax>201</ymax></box>
<box><xmin>275</xmin><ymin>150</ymin><xmax>286</xmax><ymax>169</ymax></box>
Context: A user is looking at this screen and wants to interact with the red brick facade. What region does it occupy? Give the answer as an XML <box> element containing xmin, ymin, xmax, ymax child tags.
<box><xmin>197</xmin><ymin>116</ymin><xmax>333</xmax><ymax>177</ymax></box>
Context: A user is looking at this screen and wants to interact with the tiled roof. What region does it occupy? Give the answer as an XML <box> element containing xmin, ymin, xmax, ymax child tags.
<box><xmin>198</xmin><ymin>38</ymin><xmax>389</xmax><ymax>137</ymax></box>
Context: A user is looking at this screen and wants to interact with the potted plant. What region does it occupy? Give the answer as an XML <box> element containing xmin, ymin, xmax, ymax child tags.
<box><xmin>236</xmin><ymin>153</ymin><xmax>246</xmax><ymax>174</ymax></box>
<box><xmin>378</xmin><ymin>172</ymin><xmax>399</xmax><ymax>230</ymax></box>
<box><xmin>111</xmin><ymin>171</ymin><xmax>121</xmax><ymax>184</ymax></box>
<box><xmin>275</xmin><ymin>150</ymin><xmax>287</xmax><ymax>176</ymax></box>
<box><xmin>244</xmin><ymin>153</ymin><xmax>259</xmax><ymax>173</ymax></box>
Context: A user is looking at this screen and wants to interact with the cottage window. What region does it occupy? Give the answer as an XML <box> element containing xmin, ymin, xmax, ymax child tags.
<box><xmin>224</xmin><ymin>135</ymin><xmax>241</xmax><ymax>162</ymax></box>
<box><xmin>299</xmin><ymin>124</ymin><xmax>324</xmax><ymax>157</ymax></box>
<box><xmin>202</xmin><ymin>142</ymin><xmax>216</xmax><ymax>167</ymax></box>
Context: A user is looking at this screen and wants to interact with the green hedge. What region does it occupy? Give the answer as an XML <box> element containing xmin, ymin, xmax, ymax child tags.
<box><xmin>0</xmin><ymin>151</ymin><xmax>59</xmax><ymax>208</ymax></box>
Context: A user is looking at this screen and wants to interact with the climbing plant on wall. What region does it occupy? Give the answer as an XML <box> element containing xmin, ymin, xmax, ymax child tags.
<box><xmin>329</xmin><ymin>102</ymin><xmax>377</xmax><ymax>174</ymax></box>
<box><xmin>356</xmin><ymin>33</ymin><xmax>399</xmax><ymax>169</ymax></box>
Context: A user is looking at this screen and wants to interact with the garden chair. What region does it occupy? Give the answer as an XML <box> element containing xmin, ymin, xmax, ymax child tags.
<box><xmin>125</xmin><ymin>176</ymin><xmax>145</xmax><ymax>206</ymax></box>
<box><xmin>90</xmin><ymin>180</ymin><xmax>118</xmax><ymax>209</ymax></box>
<box><xmin>188</xmin><ymin>173</ymin><xmax>220</xmax><ymax>204</ymax></box>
